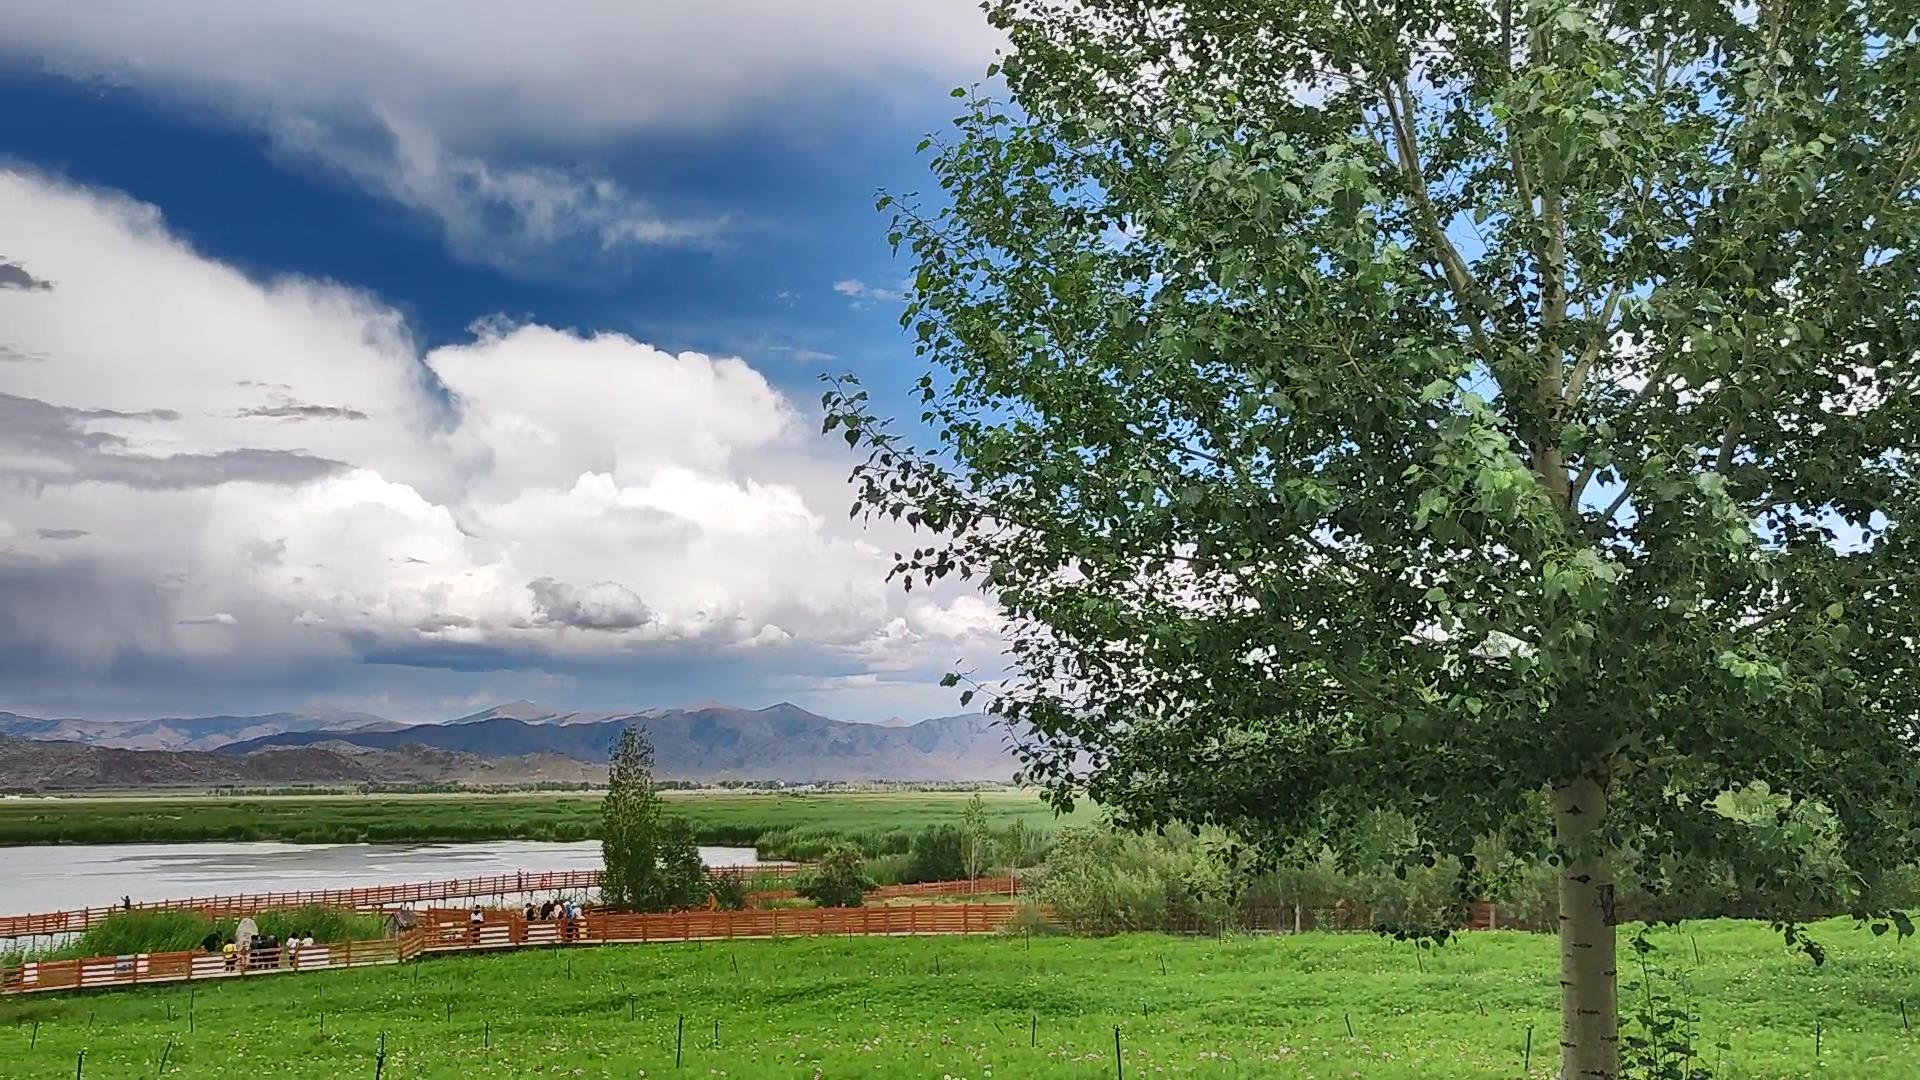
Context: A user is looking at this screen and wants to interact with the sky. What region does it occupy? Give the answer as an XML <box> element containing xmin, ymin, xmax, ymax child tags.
<box><xmin>0</xmin><ymin>1</ymin><xmax>1010</xmax><ymax>724</ymax></box>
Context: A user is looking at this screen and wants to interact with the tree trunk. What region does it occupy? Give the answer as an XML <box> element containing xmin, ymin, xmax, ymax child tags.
<box><xmin>1555</xmin><ymin>775</ymin><xmax>1618</xmax><ymax>1079</ymax></box>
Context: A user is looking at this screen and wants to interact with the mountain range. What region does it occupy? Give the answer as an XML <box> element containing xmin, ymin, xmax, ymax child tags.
<box><xmin>0</xmin><ymin>701</ymin><xmax>1017</xmax><ymax>787</ymax></box>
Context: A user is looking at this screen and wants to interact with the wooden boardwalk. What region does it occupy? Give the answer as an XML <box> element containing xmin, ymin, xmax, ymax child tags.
<box><xmin>1</xmin><ymin>903</ymin><xmax>1027</xmax><ymax>996</ymax></box>
<box><xmin>0</xmin><ymin>864</ymin><xmax>804</xmax><ymax>938</ymax></box>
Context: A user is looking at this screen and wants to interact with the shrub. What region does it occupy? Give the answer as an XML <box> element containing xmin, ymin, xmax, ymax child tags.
<box><xmin>906</xmin><ymin>825</ymin><xmax>966</xmax><ymax>883</ymax></box>
<box><xmin>705</xmin><ymin>871</ymin><xmax>748</xmax><ymax>911</ymax></box>
<box><xmin>798</xmin><ymin>842</ymin><xmax>874</xmax><ymax>908</ymax></box>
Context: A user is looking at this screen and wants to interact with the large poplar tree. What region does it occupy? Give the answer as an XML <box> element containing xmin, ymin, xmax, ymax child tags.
<box><xmin>826</xmin><ymin>2</ymin><xmax>1920</xmax><ymax>1075</ymax></box>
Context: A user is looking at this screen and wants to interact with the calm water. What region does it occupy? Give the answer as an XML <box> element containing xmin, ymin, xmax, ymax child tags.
<box><xmin>0</xmin><ymin>841</ymin><xmax>758</xmax><ymax>915</ymax></box>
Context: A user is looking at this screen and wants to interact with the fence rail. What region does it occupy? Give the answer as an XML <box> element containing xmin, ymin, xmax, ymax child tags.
<box><xmin>0</xmin><ymin>864</ymin><xmax>805</xmax><ymax>939</ymax></box>
<box><xmin>0</xmin><ymin>903</ymin><xmax>1027</xmax><ymax>997</ymax></box>
<box><xmin>749</xmin><ymin>875</ymin><xmax>1018</xmax><ymax>903</ymax></box>
<box><xmin>1</xmin><ymin>929</ymin><xmax>428</xmax><ymax>996</ymax></box>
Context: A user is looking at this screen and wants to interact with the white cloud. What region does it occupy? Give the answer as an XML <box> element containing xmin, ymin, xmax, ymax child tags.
<box><xmin>0</xmin><ymin>170</ymin><xmax>1002</xmax><ymax>692</ymax></box>
<box><xmin>833</xmin><ymin>278</ymin><xmax>907</xmax><ymax>303</ymax></box>
<box><xmin>269</xmin><ymin>112</ymin><xmax>723</xmax><ymax>273</ymax></box>
<box><xmin>0</xmin><ymin>2</ymin><xmax>1000</xmax><ymax>269</ymax></box>
<box><xmin>0</xmin><ymin>1</ymin><xmax>997</xmax><ymax>143</ymax></box>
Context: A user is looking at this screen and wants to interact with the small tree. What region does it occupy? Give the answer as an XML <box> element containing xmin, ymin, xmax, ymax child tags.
<box><xmin>906</xmin><ymin>824</ymin><xmax>966</xmax><ymax>883</ymax></box>
<box><xmin>961</xmin><ymin>793</ymin><xmax>995</xmax><ymax>892</ymax></box>
<box><xmin>827</xmin><ymin>3</ymin><xmax>1920</xmax><ymax>1075</ymax></box>
<box><xmin>657</xmin><ymin>817</ymin><xmax>708</xmax><ymax>910</ymax></box>
<box><xmin>798</xmin><ymin>842</ymin><xmax>875</xmax><ymax>908</ymax></box>
<box><xmin>601</xmin><ymin>726</ymin><xmax>664</xmax><ymax>911</ymax></box>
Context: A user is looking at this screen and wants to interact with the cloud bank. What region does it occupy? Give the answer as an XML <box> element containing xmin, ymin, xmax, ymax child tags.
<box><xmin>0</xmin><ymin>171</ymin><xmax>1001</xmax><ymax>717</ymax></box>
<box><xmin>0</xmin><ymin>1</ymin><xmax>999</xmax><ymax>271</ymax></box>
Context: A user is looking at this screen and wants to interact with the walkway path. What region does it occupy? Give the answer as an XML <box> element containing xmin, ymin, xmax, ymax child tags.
<box><xmin>2</xmin><ymin>902</ymin><xmax>1027</xmax><ymax>996</ymax></box>
<box><xmin>0</xmin><ymin>864</ymin><xmax>806</xmax><ymax>938</ymax></box>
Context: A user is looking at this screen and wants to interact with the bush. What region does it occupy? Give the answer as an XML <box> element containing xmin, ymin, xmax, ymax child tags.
<box><xmin>51</xmin><ymin>905</ymin><xmax>385</xmax><ymax>960</ymax></box>
<box><xmin>705</xmin><ymin>871</ymin><xmax>748</xmax><ymax>911</ymax></box>
<box><xmin>864</xmin><ymin>853</ymin><xmax>910</xmax><ymax>886</ymax></box>
<box><xmin>1034</xmin><ymin>825</ymin><xmax>1237</xmax><ymax>935</ymax></box>
<box><xmin>906</xmin><ymin>825</ymin><xmax>966</xmax><ymax>883</ymax></box>
<box><xmin>798</xmin><ymin>842</ymin><xmax>874</xmax><ymax>908</ymax></box>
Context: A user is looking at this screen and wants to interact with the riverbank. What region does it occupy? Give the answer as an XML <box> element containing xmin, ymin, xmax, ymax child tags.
<box><xmin>0</xmin><ymin>790</ymin><xmax>1081</xmax><ymax>857</ymax></box>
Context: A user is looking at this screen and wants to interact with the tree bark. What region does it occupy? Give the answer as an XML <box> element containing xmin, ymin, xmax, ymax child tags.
<box><xmin>1555</xmin><ymin>775</ymin><xmax>1619</xmax><ymax>1079</ymax></box>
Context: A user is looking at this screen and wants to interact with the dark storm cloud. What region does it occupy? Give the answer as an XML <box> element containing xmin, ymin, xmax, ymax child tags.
<box><xmin>527</xmin><ymin>577</ymin><xmax>653</xmax><ymax>631</ymax></box>
<box><xmin>0</xmin><ymin>392</ymin><xmax>345</xmax><ymax>488</ymax></box>
<box><xmin>0</xmin><ymin>259</ymin><xmax>52</xmax><ymax>291</ymax></box>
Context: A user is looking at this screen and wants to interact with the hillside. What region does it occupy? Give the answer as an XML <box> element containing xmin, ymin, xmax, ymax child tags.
<box><xmin>0</xmin><ymin>708</ymin><xmax>397</xmax><ymax>752</ymax></box>
<box><xmin>0</xmin><ymin>737</ymin><xmax>605</xmax><ymax>793</ymax></box>
<box><xmin>223</xmin><ymin>703</ymin><xmax>1017</xmax><ymax>782</ymax></box>
<box><xmin>0</xmin><ymin>702</ymin><xmax>1019</xmax><ymax>784</ymax></box>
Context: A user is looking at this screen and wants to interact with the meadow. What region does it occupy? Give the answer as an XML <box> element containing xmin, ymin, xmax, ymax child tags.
<box><xmin>0</xmin><ymin>790</ymin><xmax>1084</xmax><ymax>857</ymax></box>
<box><xmin>1</xmin><ymin>919</ymin><xmax>1913</xmax><ymax>1078</ymax></box>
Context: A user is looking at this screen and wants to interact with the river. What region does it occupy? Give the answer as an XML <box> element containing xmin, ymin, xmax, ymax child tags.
<box><xmin>0</xmin><ymin>841</ymin><xmax>759</xmax><ymax>915</ymax></box>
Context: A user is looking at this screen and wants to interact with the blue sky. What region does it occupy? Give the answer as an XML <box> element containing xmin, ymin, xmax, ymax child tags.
<box><xmin>0</xmin><ymin>3</ymin><xmax>1005</xmax><ymax>724</ymax></box>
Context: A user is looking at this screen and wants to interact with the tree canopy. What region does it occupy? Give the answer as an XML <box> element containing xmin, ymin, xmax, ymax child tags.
<box><xmin>826</xmin><ymin>1</ymin><xmax>1920</xmax><ymax>1074</ymax></box>
<box><xmin>600</xmin><ymin>727</ymin><xmax>706</xmax><ymax>911</ymax></box>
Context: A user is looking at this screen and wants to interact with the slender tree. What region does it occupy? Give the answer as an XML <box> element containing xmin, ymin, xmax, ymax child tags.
<box><xmin>601</xmin><ymin>726</ymin><xmax>665</xmax><ymax>911</ymax></box>
<box><xmin>961</xmin><ymin>792</ymin><xmax>995</xmax><ymax>892</ymax></box>
<box><xmin>826</xmin><ymin>2</ymin><xmax>1920</xmax><ymax>1075</ymax></box>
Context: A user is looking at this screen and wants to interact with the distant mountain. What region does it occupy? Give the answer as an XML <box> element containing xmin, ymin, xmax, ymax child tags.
<box><xmin>0</xmin><ymin>708</ymin><xmax>398</xmax><ymax>752</ymax></box>
<box><xmin>224</xmin><ymin>703</ymin><xmax>1016</xmax><ymax>782</ymax></box>
<box><xmin>0</xmin><ymin>736</ymin><xmax>605</xmax><ymax>793</ymax></box>
<box><xmin>448</xmin><ymin>700</ymin><xmax>634</xmax><ymax>726</ymax></box>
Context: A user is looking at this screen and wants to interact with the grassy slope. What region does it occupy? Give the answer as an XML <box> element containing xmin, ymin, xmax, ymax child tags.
<box><xmin>2</xmin><ymin>920</ymin><xmax>1912</xmax><ymax>1078</ymax></box>
<box><xmin>0</xmin><ymin>790</ymin><xmax>1084</xmax><ymax>854</ymax></box>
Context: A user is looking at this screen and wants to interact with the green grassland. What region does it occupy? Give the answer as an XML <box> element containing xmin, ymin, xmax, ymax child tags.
<box><xmin>2</xmin><ymin>919</ymin><xmax>1913</xmax><ymax>1078</ymax></box>
<box><xmin>0</xmin><ymin>790</ymin><xmax>1084</xmax><ymax>857</ymax></box>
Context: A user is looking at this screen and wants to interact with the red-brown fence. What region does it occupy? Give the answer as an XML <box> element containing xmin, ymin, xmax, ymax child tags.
<box><xmin>1</xmin><ymin>929</ymin><xmax>428</xmax><ymax>996</ymax></box>
<box><xmin>416</xmin><ymin>903</ymin><xmax>1025</xmax><ymax>952</ymax></box>
<box><xmin>0</xmin><ymin>903</ymin><xmax>1026</xmax><ymax>996</ymax></box>
<box><xmin>748</xmin><ymin>875</ymin><xmax>1018</xmax><ymax>903</ymax></box>
<box><xmin>0</xmin><ymin>864</ymin><xmax>805</xmax><ymax>939</ymax></box>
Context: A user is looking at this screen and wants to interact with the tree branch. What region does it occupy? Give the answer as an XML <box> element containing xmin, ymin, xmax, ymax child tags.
<box><xmin>1379</xmin><ymin>78</ymin><xmax>1505</xmax><ymax>372</ymax></box>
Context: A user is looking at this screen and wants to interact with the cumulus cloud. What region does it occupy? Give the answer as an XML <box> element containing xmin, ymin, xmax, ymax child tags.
<box><xmin>0</xmin><ymin>170</ymin><xmax>1006</xmax><ymax>709</ymax></box>
<box><xmin>0</xmin><ymin>2</ymin><xmax>998</xmax><ymax>270</ymax></box>
<box><xmin>528</xmin><ymin>577</ymin><xmax>654</xmax><ymax>631</ymax></box>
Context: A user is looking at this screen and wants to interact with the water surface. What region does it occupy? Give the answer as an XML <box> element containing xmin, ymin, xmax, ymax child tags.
<box><xmin>0</xmin><ymin>841</ymin><xmax>757</xmax><ymax>915</ymax></box>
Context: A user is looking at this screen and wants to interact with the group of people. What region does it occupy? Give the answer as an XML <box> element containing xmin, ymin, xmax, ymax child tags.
<box><xmin>210</xmin><ymin>929</ymin><xmax>316</xmax><ymax>971</ymax></box>
<box><xmin>456</xmin><ymin>898</ymin><xmax>584</xmax><ymax>944</ymax></box>
<box><xmin>521</xmin><ymin>898</ymin><xmax>583</xmax><ymax>922</ymax></box>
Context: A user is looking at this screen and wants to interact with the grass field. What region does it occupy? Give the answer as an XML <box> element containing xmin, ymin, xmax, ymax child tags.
<box><xmin>0</xmin><ymin>790</ymin><xmax>1085</xmax><ymax>856</ymax></box>
<box><xmin>2</xmin><ymin>920</ymin><xmax>1913</xmax><ymax>1078</ymax></box>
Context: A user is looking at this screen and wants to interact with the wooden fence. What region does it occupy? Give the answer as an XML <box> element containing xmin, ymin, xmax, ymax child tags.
<box><xmin>0</xmin><ymin>864</ymin><xmax>804</xmax><ymax>939</ymax></box>
<box><xmin>749</xmin><ymin>874</ymin><xmax>1018</xmax><ymax>903</ymax></box>
<box><xmin>1</xmin><ymin>929</ymin><xmax>428</xmax><ymax>996</ymax></box>
<box><xmin>0</xmin><ymin>904</ymin><xmax>1025</xmax><ymax>997</ymax></box>
<box><xmin>416</xmin><ymin>903</ymin><xmax>1023</xmax><ymax>952</ymax></box>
